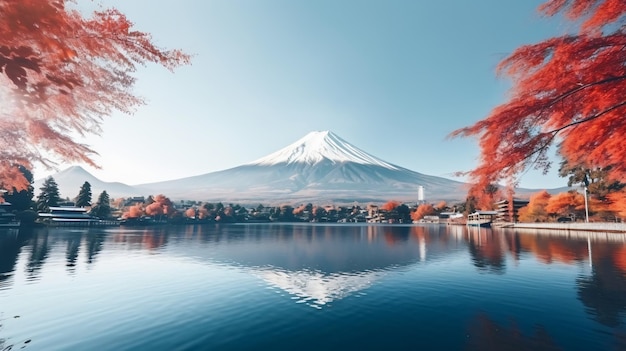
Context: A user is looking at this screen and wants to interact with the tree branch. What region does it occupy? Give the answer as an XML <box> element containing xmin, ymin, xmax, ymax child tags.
<box><xmin>545</xmin><ymin>75</ymin><xmax>626</xmax><ymax>110</ymax></box>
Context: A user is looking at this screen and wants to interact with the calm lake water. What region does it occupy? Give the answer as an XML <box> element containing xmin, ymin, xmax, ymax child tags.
<box><xmin>1</xmin><ymin>224</ymin><xmax>626</xmax><ymax>350</ymax></box>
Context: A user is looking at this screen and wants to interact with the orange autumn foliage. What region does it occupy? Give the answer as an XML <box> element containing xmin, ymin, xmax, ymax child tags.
<box><xmin>0</xmin><ymin>0</ymin><xmax>190</xmax><ymax>191</ymax></box>
<box><xmin>184</xmin><ymin>208</ymin><xmax>196</xmax><ymax>218</ymax></box>
<box><xmin>545</xmin><ymin>191</ymin><xmax>585</xmax><ymax>217</ymax></box>
<box><xmin>450</xmin><ymin>0</ymin><xmax>626</xmax><ymax>206</ymax></box>
<box><xmin>145</xmin><ymin>194</ymin><xmax>175</xmax><ymax>217</ymax></box>
<box><xmin>411</xmin><ymin>204</ymin><xmax>434</xmax><ymax>221</ymax></box>
<box><xmin>123</xmin><ymin>204</ymin><xmax>144</xmax><ymax>219</ymax></box>
<box><xmin>381</xmin><ymin>200</ymin><xmax>400</xmax><ymax>212</ymax></box>
<box><xmin>518</xmin><ymin>190</ymin><xmax>551</xmax><ymax>222</ymax></box>
<box><xmin>145</xmin><ymin>202</ymin><xmax>164</xmax><ymax>216</ymax></box>
<box><xmin>606</xmin><ymin>190</ymin><xmax>626</xmax><ymax>218</ymax></box>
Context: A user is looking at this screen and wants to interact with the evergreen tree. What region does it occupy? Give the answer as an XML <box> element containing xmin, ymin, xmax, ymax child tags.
<box><xmin>3</xmin><ymin>165</ymin><xmax>35</xmax><ymax>211</ymax></box>
<box><xmin>36</xmin><ymin>177</ymin><xmax>61</xmax><ymax>212</ymax></box>
<box><xmin>90</xmin><ymin>191</ymin><xmax>111</xmax><ymax>219</ymax></box>
<box><xmin>75</xmin><ymin>181</ymin><xmax>92</xmax><ymax>207</ymax></box>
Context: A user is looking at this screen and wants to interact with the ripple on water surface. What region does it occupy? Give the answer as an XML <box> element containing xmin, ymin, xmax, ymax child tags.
<box><xmin>0</xmin><ymin>224</ymin><xmax>625</xmax><ymax>351</ymax></box>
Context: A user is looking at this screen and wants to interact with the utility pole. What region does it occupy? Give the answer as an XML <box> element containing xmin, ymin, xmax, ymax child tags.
<box><xmin>582</xmin><ymin>174</ymin><xmax>590</xmax><ymax>223</ymax></box>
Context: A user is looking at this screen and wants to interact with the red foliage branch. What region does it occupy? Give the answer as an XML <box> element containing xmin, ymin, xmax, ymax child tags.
<box><xmin>0</xmin><ymin>0</ymin><xmax>191</xmax><ymax>191</ymax></box>
<box><xmin>450</xmin><ymin>0</ymin><xmax>626</xmax><ymax>209</ymax></box>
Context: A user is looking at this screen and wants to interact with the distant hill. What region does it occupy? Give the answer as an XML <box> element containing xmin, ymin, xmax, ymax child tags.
<box><xmin>35</xmin><ymin>131</ymin><xmax>569</xmax><ymax>204</ymax></box>
<box><xmin>34</xmin><ymin>166</ymin><xmax>143</xmax><ymax>200</ymax></box>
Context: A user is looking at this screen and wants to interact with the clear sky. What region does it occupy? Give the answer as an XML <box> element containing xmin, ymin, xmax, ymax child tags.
<box><xmin>37</xmin><ymin>0</ymin><xmax>575</xmax><ymax>189</ymax></box>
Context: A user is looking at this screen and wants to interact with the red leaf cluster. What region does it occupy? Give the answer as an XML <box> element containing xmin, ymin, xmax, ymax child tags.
<box><xmin>545</xmin><ymin>191</ymin><xmax>585</xmax><ymax>216</ymax></box>
<box><xmin>145</xmin><ymin>194</ymin><xmax>174</xmax><ymax>217</ymax></box>
<box><xmin>0</xmin><ymin>0</ymin><xmax>190</xmax><ymax>191</ymax></box>
<box><xmin>411</xmin><ymin>204</ymin><xmax>434</xmax><ymax>221</ymax></box>
<box><xmin>450</xmin><ymin>0</ymin><xmax>626</xmax><ymax>206</ymax></box>
<box><xmin>518</xmin><ymin>190</ymin><xmax>552</xmax><ymax>222</ymax></box>
<box><xmin>381</xmin><ymin>200</ymin><xmax>400</xmax><ymax>212</ymax></box>
<box><xmin>123</xmin><ymin>203</ymin><xmax>143</xmax><ymax>219</ymax></box>
<box><xmin>184</xmin><ymin>208</ymin><xmax>196</xmax><ymax>218</ymax></box>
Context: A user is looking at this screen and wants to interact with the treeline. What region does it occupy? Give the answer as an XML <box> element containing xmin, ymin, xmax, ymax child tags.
<box><xmin>117</xmin><ymin>199</ymin><xmax>453</xmax><ymax>224</ymax></box>
<box><xmin>2</xmin><ymin>167</ymin><xmax>461</xmax><ymax>225</ymax></box>
<box><xmin>11</xmin><ymin>165</ymin><xmax>624</xmax><ymax>225</ymax></box>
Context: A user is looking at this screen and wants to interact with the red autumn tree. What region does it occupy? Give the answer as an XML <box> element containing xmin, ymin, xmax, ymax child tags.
<box><xmin>0</xmin><ymin>0</ymin><xmax>190</xmax><ymax>192</ymax></box>
<box><xmin>145</xmin><ymin>202</ymin><xmax>164</xmax><ymax>217</ymax></box>
<box><xmin>381</xmin><ymin>200</ymin><xmax>400</xmax><ymax>212</ymax></box>
<box><xmin>450</xmin><ymin>0</ymin><xmax>626</xmax><ymax>207</ymax></box>
<box><xmin>184</xmin><ymin>207</ymin><xmax>196</xmax><ymax>219</ymax></box>
<box><xmin>518</xmin><ymin>190</ymin><xmax>552</xmax><ymax>222</ymax></box>
<box><xmin>145</xmin><ymin>194</ymin><xmax>175</xmax><ymax>218</ymax></box>
<box><xmin>545</xmin><ymin>191</ymin><xmax>585</xmax><ymax>218</ymax></box>
<box><xmin>411</xmin><ymin>203</ymin><xmax>434</xmax><ymax>221</ymax></box>
<box><xmin>123</xmin><ymin>203</ymin><xmax>144</xmax><ymax>219</ymax></box>
<box><xmin>606</xmin><ymin>192</ymin><xmax>626</xmax><ymax>219</ymax></box>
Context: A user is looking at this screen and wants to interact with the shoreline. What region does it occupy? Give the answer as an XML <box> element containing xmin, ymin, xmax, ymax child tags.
<box><xmin>494</xmin><ymin>222</ymin><xmax>626</xmax><ymax>234</ymax></box>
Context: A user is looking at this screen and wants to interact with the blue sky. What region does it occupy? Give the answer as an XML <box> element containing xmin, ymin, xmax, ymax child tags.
<box><xmin>38</xmin><ymin>0</ymin><xmax>574</xmax><ymax>189</ymax></box>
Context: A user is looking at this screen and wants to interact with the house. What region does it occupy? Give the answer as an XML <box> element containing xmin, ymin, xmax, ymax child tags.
<box><xmin>494</xmin><ymin>199</ymin><xmax>530</xmax><ymax>223</ymax></box>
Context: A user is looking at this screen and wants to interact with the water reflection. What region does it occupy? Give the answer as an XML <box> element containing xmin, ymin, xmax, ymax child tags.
<box><xmin>577</xmin><ymin>244</ymin><xmax>626</xmax><ymax>327</ymax></box>
<box><xmin>0</xmin><ymin>225</ymin><xmax>622</xmax><ymax>284</ymax></box>
<box><xmin>467</xmin><ymin>227</ymin><xmax>507</xmax><ymax>274</ymax></box>
<box><xmin>255</xmin><ymin>267</ymin><xmax>385</xmax><ymax>308</ymax></box>
<box><xmin>0</xmin><ymin>230</ymin><xmax>30</xmax><ymax>289</ymax></box>
<box><xmin>111</xmin><ymin>227</ymin><xmax>170</xmax><ymax>250</ymax></box>
<box><xmin>466</xmin><ymin>313</ymin><xmax>562</xmax><ymax>351</ymax></box>
<box><xmin>85</xmin><ymin>231</ymin><xmax>106</xmax><ymax>264</ymax></box>
<box><xmin>26</xmin><ymin>230</ymin><xmax>50</xmax><ymax>280</ymax></box>
<box><xmin>66</xmin><ymin>232</ymin><xmax>82</xmax><ymax>273</ymax></box>
<box><xmin>0</xmin><ymin>224</ymin><xmax>626</xmax><ymax>350</ymax></box>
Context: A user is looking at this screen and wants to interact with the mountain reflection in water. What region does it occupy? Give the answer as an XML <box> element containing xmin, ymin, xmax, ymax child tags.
<box><xmin>0</xmin><ymin>224</ymin><xmax>625</xmax><ymax>351</ymax></box>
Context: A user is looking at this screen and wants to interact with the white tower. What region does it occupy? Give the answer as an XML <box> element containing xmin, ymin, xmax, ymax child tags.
<box><xmin>417</xmin><ymin>186</ymin><xmax>424</xmax><ymax>204</ymax></box>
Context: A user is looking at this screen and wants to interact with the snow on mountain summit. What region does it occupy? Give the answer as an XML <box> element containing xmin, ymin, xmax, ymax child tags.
<box><xmin>247</xmin><ymin>131</ymin><xmax>399</xmax><ymax>170</ymax></box>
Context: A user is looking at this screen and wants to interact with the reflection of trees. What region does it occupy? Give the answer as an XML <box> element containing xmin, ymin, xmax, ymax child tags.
<box><xmin>516</xmin><ymin>234</ymin><xmax>588</xmax><ymax>265</ymax></box>
<box><xmin>467</xmin><ymin>229</ymin><xmax>506</xmax><ymax>274</ymax></box>
<box><xmin>466</xmin><ymin>313</ymin><xmax>562</xmax><ymax>351</ymax></box>
<box><xmin>27</xmin><ymin>230</ymin><xmax>50</xmax><ymax>279</ymax></box>
<box><xmin>112</xmin><ymin>228</ymin><xmax>169</xmax><ymax>250</ymax></box>
<box><xmin>86</xmin><ymin>232</ymin><xmax>106</xmax><ymax>264</ymax></box>
<box><xmin>502</xmin><ymin>232</ymin><xmax>522</xmax><ymax>262</ymax></box>
<box><xmin>577</xmin><ymin>245</ymin><xmax>626</xmax><ymax>327</ymax></box>
<box><xmin>0</xmin><ymin>229</ymin><xmax>32</xmax><ymax>288</ymax></box>
<box><xmin>383</xmin><ymin>226</ymin><xmax>410</xmax><ymax>246</ymax></box>
<box><xmin>66</xmin><ymin>234</ymin><xmax>82</xmax><ymax>272</ymax></box>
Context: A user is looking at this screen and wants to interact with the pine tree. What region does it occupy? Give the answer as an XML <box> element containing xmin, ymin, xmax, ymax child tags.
<box><xmin>90</xmin><ymin>191</ymin><xmax>111</xmax><ymax>219</ymax></box>
<box><xmin>75</xmin><ymin>181</ymin><xmax>92</xmax><ymax>207</ymax></box>
<box><xmin>36</xmin><ymin>177</ymin><xmax>61</xmax><ymax>212</ymax></box>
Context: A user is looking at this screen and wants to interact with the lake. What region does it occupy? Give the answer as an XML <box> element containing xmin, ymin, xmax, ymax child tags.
<box><xmin>1</xmin><ymin>224</ymin><xmax>625</xmax><ymax>350</ymax></box>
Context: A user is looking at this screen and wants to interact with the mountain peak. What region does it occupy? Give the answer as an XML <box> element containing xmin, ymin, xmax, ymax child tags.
<box><xmin>247</xmin><ymin>131</ymin><xmax>399</xmax><ymax>169</ymax></box>
<box><xmin>58</xmin><ymin>165</ymin><xmax>90</xmax><ymax>174</ymax></box>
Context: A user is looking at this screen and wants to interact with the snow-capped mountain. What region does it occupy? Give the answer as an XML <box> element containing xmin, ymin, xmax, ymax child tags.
<box><xmin>137</xmin><ymin>130</ymin><xmax>468</xmax><ymax>202</ymax></box>
<box><xmin>248</xmin><ymin>131</ymin><xmax>399</xmax><ymax>169</ymax></box>
<box><xmin>36</xmin><ymin>131</ymin><xmax>559</xmax><ymax>203</ymax></box>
